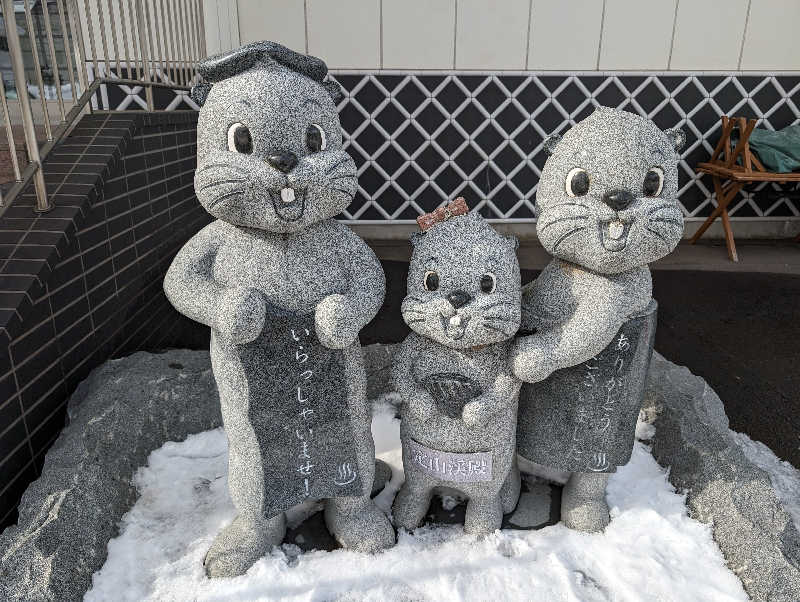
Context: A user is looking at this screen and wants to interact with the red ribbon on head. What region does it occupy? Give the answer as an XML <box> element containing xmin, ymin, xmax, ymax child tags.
<box><xmin>416</xmin><ymin>197</ymin><xmax>469</xmax><ymax>231</ymax></box>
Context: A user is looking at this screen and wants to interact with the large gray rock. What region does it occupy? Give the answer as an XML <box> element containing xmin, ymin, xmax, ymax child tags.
<box><xmin>644</xmin><ymin>352</ymin><xmax>800</xmax><ymax>602</ymax></box>
<box><xmin>2</xmin><ymin>345</ymin><xmax>798</xmax><ymax>601</ymax></box>
<box><xmin>0</xmin><ymin>350</ymin><xmax>221</xmax><ymax>602</ymax></box>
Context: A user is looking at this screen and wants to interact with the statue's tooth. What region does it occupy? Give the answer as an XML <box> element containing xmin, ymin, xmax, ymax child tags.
<box><xmin>449</xmin><ymin>315</ymin><xmax>461</xmax><ymax>327</ymax></box>
<box><xmin>280</xmin><ymin>188</ymin><xmax>295</xmax><ymax>203</ymax></box>
<box><xmin>608</xmin><ymin>220</ymin><xmax>624</xmax><ymax>240</ymax></box>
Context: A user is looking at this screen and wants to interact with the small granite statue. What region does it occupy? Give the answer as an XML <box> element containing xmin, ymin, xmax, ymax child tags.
<box><xmin>164</xmin><ymin>41</ymin><xmax>394</xmax><ymax>578</ymax></box>
<box><xmin>392</xmin><ymin>199</ymin><xmax>523</xmax><ymax>535</ymax></box>
<box><xmin>511</xmin><ymin>107</ymin><xmax>686</xmax><ymax>532</ymax></box>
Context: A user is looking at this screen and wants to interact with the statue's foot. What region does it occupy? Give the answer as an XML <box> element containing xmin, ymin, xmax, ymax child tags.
<box><xmin>561</xmin><ymin>499</ymin><xmax>610</xmax><ymax>532</ymax></box>
<box><xmin>391</xmin><ymin>482</ymin><xmax>432</xmax><ymax>531</ymax></box>
<box><xmin>464</xmin><ymin>495</ymin><xmax>503</xmax><ymax>535</ymax></box>
<box><xmin>325</xmin><ymin>495</ymin><xmax>395</xmax><ymax>553</ymax></box>
<box><xmin>561</xmin><ymin>472</ymin><xmax>611</xmax><ymax>533</ymax></box>
<box><xmin>371</xmin><ymin>459</ymin><xmax>393</xmax><ymax>497</ymax></box>
<box><xmin>204</xmin><ymin>513</ymin><xmax>286</xmax><ymax>578</ymax></box>
<box><xmin>500</xmin><ymin>464</ymin><xmax>521</xmax><ymax>514</ymax></box>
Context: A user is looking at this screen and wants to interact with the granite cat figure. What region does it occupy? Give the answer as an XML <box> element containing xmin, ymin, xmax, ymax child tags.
<box><xmin>511</xmin><ymin>107</ymin><xmax>685</xmax><ymax>532</ymax></box>
<box><xmin>163</xmin><ymin>41</ymin><xmax>394</xmax><ymax>578</ymax></box>
<box><xmin>392</xmin><ymin>204</ymin><xmax>523</xmax><ymax>535</ymax></box>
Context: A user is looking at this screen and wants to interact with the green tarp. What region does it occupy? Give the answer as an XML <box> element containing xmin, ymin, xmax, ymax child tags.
<box><xmin>747</xmin><ymin>124</ymin><xmax>800</xmax><ymax>173</ymax></box>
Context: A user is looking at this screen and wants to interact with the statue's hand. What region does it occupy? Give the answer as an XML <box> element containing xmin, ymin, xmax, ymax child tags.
<box><xmin>405</xmin><ymin>390</ymin><xmax>438</xmax><ymax>421</ymax></box>
<box><xmin>511</xmin><ymin>336</ymin><xmax>555</xmax><ymax>383</ymax></box>
<box><xmin>216</xmin><ymin>287</ymin><xmax>266</xmax><ymax>344</ymax></box>
<box><xmin>461</xmin><ymin>393</ymin><xmax>496</xmax><ymax>428</ymax></box>
<box><xmin>315</xmin><ymin>294</ymin><xmax>359</xmax><ymax>349</ymax></box>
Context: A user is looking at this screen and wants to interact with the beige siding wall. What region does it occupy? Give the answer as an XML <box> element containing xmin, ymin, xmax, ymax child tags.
<box><xmin>220</xmin><ymin>0</ymin><xmax>797</xmax><ymax>71</ymax></box>
<box><xmin>203</xmin><ymin>0</ymin><xmax>240</xmax><ymax>55</ymax></box>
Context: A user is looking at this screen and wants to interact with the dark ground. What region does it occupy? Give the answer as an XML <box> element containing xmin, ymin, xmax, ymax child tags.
<box><xmin>362</xmin><ymin>261</ymin><xmax>800</xmax><ymax>468</ymax></box>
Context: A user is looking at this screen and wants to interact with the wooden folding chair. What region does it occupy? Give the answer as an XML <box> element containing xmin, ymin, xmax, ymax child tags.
<box><xmin>692</xmin><ymin>116</ymin><xmax>800</xmax><ymax>261</ymax></box>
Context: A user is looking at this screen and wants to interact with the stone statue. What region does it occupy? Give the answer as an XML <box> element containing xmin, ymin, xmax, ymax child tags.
<box><xmin>511</xmin><ymin>107</ymin><xmax>686</xmax><ymax>532</ymax></box>
<box><xmin>392</xmin><ymin>199</ymin><xmax>523</xmax><ymax>535</ymax></box>
<box><xmin>163</xmin><ymin>41</ymin><xmax>394</xmax><ymax>578</ymax></box>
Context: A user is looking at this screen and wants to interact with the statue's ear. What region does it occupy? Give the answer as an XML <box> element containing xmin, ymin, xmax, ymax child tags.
<box><xmin>664</xmin><ymin>127</ymin><xmax>686</xmax><ymax>152</ymax></box>
<box><xmin>323</xmin><ymin>80</ymin><xmax>344</xmax><ymax>104</ymax></box>
<box><xmin>191</xmin><ymin>82</ymin><xmax>212</xmax><ymax>106</ymax></box>
<box><xmin>543</xmin><ymin>134</ymin><xmax>562</xmax><ymax>156</ymax></box>
<box><xmin>410</xmin><ymin>231</ymin><xmax>425</xmax><ymax>246</ymax></box>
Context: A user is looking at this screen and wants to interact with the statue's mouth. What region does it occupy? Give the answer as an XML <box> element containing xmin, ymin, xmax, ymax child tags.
<box><xmin>440</xmin><ymin>313</ymin><xmax>470</xmax><ymax>340</ymax></box>
<box><xmin>599</xmin><ymin>219</ymin><xmax>631</xmax><ymax>252</ymax></box>
<box><xmin>270</xmin><ymin>187</ymin><xmax>306</xmax><ymax>221</ymax></box>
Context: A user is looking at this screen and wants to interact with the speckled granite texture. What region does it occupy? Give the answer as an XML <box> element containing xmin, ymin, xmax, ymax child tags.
<box><xmin>163</xmin><ymin>41</ymin><xmax>392</xmax><ymax>577</ymax></box>
<box><xmin>517</xmin><ymin>300</ymin><xmax>658</xmax><ymax>473</ymax></box>
<box><xmin>0</xmin><ymin>350</ymin><xmax>221</xmax><ymax>602</ymax></box>
<box><xmin>512</xmin><ymin>107</ymin><xmax>686</xmax><ymax>532</ymax></box>
<box><xmin>1</xmin><ymin>348</ymin><xmax>796</xmax><ymax>600</ymax></box>
<box><xmin>392</xmin><ymin>212</ymin><xmax>523</xmax><ymax>535</ymax></box>
<box><xmin>643</xmin><ymin>353</ymin><xmax>800</xmax><ymax>602</ymax></box>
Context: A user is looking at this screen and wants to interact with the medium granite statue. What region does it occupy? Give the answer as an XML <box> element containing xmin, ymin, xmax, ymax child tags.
<box><xmin>392</xmin><ymin>199</ymin><xmax>523</xmax><ymax>535</ymax></box>
<box><xmin>164</xmin><ymin>41</ymin><xmax>394</xmax><ymax>578</ymax></box>
<box><xmin>511</xmin><ymin>107</ymin><xmax>686</xmax><ymax>532</ymax></box>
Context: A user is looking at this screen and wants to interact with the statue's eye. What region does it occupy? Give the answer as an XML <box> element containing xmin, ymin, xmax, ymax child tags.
<box><xmin>643</xmin><ymin>167</ymin><xmax>664</xmax><ymax>197</ymax></box>
<box><xmin>306</xmin><ymin>124</ymin><xmax>327</xmax><ymax>152</ymax></box>
<box><xmin>565</xmin><ymin>167</ymin><xmax>590</xmax><ymax>197</ymax></box>
<box><xmin>423</xmin><ymin>270</ymin><xmax>439</xmax><ymax>291</ymax></box>
<box><xmin>480</xmin><ymin>273</ymin><xmax>496</xmax><ymax>293</ymax></box>
<box><xmin>227</xmin><ymin>122</ymin><xmax>252</xmax><ymax>154</ymax></box>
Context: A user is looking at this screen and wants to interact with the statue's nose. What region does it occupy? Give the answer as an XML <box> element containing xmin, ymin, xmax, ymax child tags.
<box><xmin>447</xmin><ymin>290</ymin><xmax>472</xmax><ymax>309</ymax></box>
<box><xmin>601</xmin><ymin>188</ymin><xmax>635</xmax><ymax>211</ymax></box>
<box><xmin>266</xmin><ymin>151</ymin><xmax>298</xmax><ymax>173</ymax></box>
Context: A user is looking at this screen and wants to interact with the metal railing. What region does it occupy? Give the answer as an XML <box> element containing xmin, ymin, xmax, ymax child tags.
<box><xmin>0</xmin><ymin>0</ymin><xmax>206</xmax><ymax>213</ymax></box>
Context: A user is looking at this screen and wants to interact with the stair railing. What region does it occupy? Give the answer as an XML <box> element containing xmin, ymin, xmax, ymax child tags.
<box><xmin>0</xmin><ymin>0</ymin><xmax>206</xmax><ymax>213</ymax></box>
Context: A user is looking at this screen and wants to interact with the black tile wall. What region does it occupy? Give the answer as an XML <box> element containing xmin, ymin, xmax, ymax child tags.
<box><xmin>0</xmin><ymin>111</ymin><xmax>210</xmax><ymax>530</ymax></box>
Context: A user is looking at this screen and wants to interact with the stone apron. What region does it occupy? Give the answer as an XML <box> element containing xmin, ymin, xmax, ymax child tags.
<box><xmin>405</xmin><ymin>373</ymin><xmax>497</xmax><ymax>484</ymax></box>
<box><xmin>516</xmin><ymin>300</ymin><xmax>657</xmax><ymax>473</ymax></box>
<box><xmin>238</xmin><ymin>305</ymin><xmax>363</xmax><ymax>518</ymax></box>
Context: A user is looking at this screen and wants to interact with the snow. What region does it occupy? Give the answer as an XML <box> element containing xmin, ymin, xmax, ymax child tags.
<box><xmin>731</xmin><ymin>431</ymin><xmax>800</xmax><ymax>532</ymax></box>
<box><xmin>86</xmin><ymin>402</ymin><xmax>748</xmax><ymax>602</ymax></box>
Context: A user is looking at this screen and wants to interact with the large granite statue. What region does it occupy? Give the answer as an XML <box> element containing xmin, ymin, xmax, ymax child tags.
<box><xmin>511</xmin><ymin>107</ymin><xmax>686</xmax><ymax>532</ymax></box>
<box><xmin>164</xmin><ymin>41</ymin><xmax>394</xmax><ymax>578</ymax></box>
<box><xmin>392</xmin><ymin>199</ymin><xmax>523</xmax><ymax>535</ymax></box>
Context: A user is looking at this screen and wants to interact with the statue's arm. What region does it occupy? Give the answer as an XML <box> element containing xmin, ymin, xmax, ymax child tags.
<box><xmin>512</xmin><ymin>304</ymin><xmax>625</xmax><ymax>383</ymax></box>
<box><xmin>462</xmin><ymin>366</ymin><xmax>521</xmax><ymax>427</ymax></box>
<box><xmin>163</xmin><ymin>223</ymin><xmax>265</xmax><ymax>344</ymax></box>
<box><xmin>392</xmin><ymin>333</ymin><xmax>438</xmax><ymax>421</ymax></box>
<box><xmin>163</xmin><ymin>224</ymin><xmax>225</xmax><ymax>328</ymax></box>
<box><xmin>345</xmin><ymin>235</ymin><xmax>386</xmax><ymax>331</ymax></box>
<box><xmin>315</xmin><ymin>228</ymin><xmax>386</xmax><ymax>349</ymax></box>
<box><xmin>513</xmin><ymin>264</ymin><xmax>652</xmax><ymax>383</ymax></box>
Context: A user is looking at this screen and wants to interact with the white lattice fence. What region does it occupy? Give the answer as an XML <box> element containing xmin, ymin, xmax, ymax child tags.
<box><xmin>329</xmin><ymin>72</ymin><xmax>800</xmax><ymax>222</ymax></box>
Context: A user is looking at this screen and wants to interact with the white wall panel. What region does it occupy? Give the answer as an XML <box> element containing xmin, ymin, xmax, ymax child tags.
<box><xmin>670</xmin><ymin>0</ymin><xmax>748</xmax><ymax>70</ymax></box>
<box><xmin>455</xmin><ymin>0</ymin><xmax>530</xmax><ymax>70</ymax></box>
<box><xmin>383</xmin><ymin>0</ymin><xmax>455</xmax><ymax>69</ymax></box>
<box><xmin>236</xmin><ymin>0</ymin><xmax>306</xmax><ymax>52</ymax></box>
<box><xmin>307</xmin><ymin>0</ymin><xmax>380</xmax><ymax>68</ymax></box>
<box><xmin>528</xmin><ymin>0</ymin><xmax>603</xmax><ymax>70</ymax></box>
<box><xmin>599</xmin><ymin>0</ymin><xmax>677</xmax><ymax>70</ymax></box>
<box><xmin>740</xmin><ymin>0</ymin><xmax>800</xmax><ymax>70</ymax></box>
<box><xmin>203</xmin><ymin>0</ymin><xmax>241</xmax><ymax>56</ymax></box>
